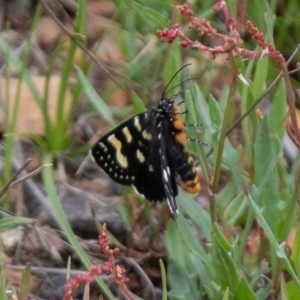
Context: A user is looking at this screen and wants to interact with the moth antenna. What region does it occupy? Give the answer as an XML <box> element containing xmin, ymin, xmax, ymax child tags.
<box><xmin>162</xmin><ymin>64</ymin><xmax>192</xmax><ymax>98</ymax></box>
<box><xmin>165</xmin><ymin>77</ymin><xmax>199</xmax><ymax>97</ymax></box>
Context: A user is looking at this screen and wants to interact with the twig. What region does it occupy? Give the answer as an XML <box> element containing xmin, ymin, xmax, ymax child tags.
<box><xmin>226</xmin><ymin>63</ymin><xmax>300</xmax><ymax>136</ymax></box>
<box><xmin>10</xmin><ymin>155</ymin><xmax>55</xmax><ymax>219</ymax></box>
<box><xmin>11</xmin><ymin>164</ymin><xmax>52</xmax><ymax>187</ymax></box>
<box><xmin>0</xmin><ymin>158</ymin><xmax>32</xmax><ymax>198</ymax></box>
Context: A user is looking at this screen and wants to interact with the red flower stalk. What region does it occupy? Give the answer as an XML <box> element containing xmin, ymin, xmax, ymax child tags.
<box><xmin>157</xmin><ymin>2</ymin><xmax>282</xmax><ymax>61</ymax></box>
<box><xmin>63</xmin><ymin>265</ymin><xmax>102</xmax><ymax>300</ymax></box>
<box><xmin>63</xmin><ymin>224</ymin><xmax>134</xmax><ymax>300</ymax></box>
<box><xmin>98</xmin><ymin>224</ymin><xmax>133</xmax><ymax>299</ymax></box>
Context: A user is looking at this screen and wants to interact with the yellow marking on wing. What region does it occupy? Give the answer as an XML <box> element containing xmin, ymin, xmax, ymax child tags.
<box><xmin>142</xmin><ymin>130</ymin><xmax>152</xmax><ymax>140</ymax></box>
<box><xmin>108</xmin><ymin>135</ymin><xmax>128</xmax><ymax>168</ymax></box>
<box><xmin>122</xmin><ymin>127</ymin><xmax>132</xmax><ymax>143</ymax></box>
<box><xmin>137</xmin><ymin>149</ymin><xmax>145</xmax><ymax>163</ymax></box>
<box><xmin>134</xmin><ymin>116</ymin><xmax>142</xmax><ymax>131</ymax></box>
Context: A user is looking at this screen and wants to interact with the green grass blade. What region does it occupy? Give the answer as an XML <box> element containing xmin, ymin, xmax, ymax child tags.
<box><xmin>42</xmin><ymin>152</ymin><xmax>115</xmax><ymax>299</ymax></box>
<box><xmin>254</xmin><ymin>117</ymin><xmax>280</xmax><ymax>233</ymax></box>
<box><xmin>0</xmin><ymin>260</ymin><xmax>8</xmax><ymax>300</ymax></box>
<box><xmin>77</xmin><ymin>67</ymin><xmax>115</xmax><ymax>128</ymax></box>
<box><xmin>248</xmin><ymin>188</ymin><xmax>300</xmax><ymax>289</ymax></box>
<box><xmin>0</xmin><ymin>217</ymin><xmax>34</xmax><ymax>233</ymax></box>
<box><xmin>19</xmin><ymin>265</ymin><xmax>31</xmax><ymax>300</ymax></box>
<box><xmin>159</xmin><ymin>259</ymin><xmax>168</xmax><ymax>300</ymax></box>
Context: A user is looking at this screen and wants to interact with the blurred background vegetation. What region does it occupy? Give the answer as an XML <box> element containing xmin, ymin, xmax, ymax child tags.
<box><xmin>1</xmin><ymin>0</ymin><xmax>300</xmax><ymax>299</ymax></box>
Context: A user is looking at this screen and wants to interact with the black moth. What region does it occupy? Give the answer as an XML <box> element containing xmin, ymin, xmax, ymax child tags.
<box><xmin>91</xmin><ymin>66</ymin><xmax>201</xmax><ymax>217</ymax></box>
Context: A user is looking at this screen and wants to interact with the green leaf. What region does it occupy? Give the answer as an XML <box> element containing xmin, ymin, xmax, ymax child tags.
<box><xmin>177</xmin><ymin>190</ymin><xmax>211</xmax><ymax>242</ymax></box>
<box><xmin>223</xmin><ymin>192</ymin><xmax>247</xmax><ymax>225</ymax></box>
<box><xmin>217</xmin><ymin>181</ymin><xmax>239</xmax><ymax>215</ymax></box>
<box><xmin>77</xmin><ymin>67</ymin><xmax>115</xmax><ymax>128</ymax></box>
<box><xmin>208</xmin><ymin>93</ymin><xmax>223</xmax><ymax>150</ymax></box>
<box><xmin>190</xmin><ymin>254</ymin><xmax>215</xmax><ymax>299</ymax></box>
<box><xmin>42</xmin><ymin>153</ymin><xmax>115</xmax><ymax>299</ymax></box>
<box><xmin>248</xmin><ymin>188</ymin><xmax>300</xmax><ymax>289</ymax></box>
<box><xmin>0</xmin><ymin>216</ymin><xmax>34</xmax><ymax>233</ymax></box>
<box><xmin>19</xmin><ymin>265</ymin><xmax>31</xmax><ymax>300</ymax></box>
<box><xmin>131</xmin><ymin>92</ymin><xmax>147</xmax><ymax>113</ymax></box>
<box><xmin>223</xmin><ymin>140</ymin><xmax>243</xmax><ymax>191</ymax></box>
<box><xmin>168</xmin><ymin>258</ymin><xmax>198</xmax><ymax>300</ymax></box>
<box><xmin>176</xmin><ymin>213</ymin><xmax>211</xmax><ymax>269</ymax></box>
<box><xmin>254</xmin><ymin>117</ymin><xmax>280</xmax><ymax>233</ymax></box>
<box><xmin>163</xmin><ymin>42</ymin><xmax>182</xmax><ymax>93</ymax></box>
<box><xmin>212</xmin><ymin>224</ymin><xmax>240</xmax><ymax>292</ymax></box>
<box><xmin>192</xmin><ymin>84</ymin><xmax>210</xmax><ymax>129</ymax></box>
<box><xmin>159</xmin><ymin>259</ymin><xmax>168</xmax><ymax>300</ymax></box>
<box><xmin>132</xmin><ymin>1</ymin><xmax>169</xmax><ymax>30</ymax></box>
<box><xmin>234</xmin><ymin>277</ymin><xmax>256</xmax><ymax>300</ymax></box>
<box><xmin>124</xmin><ymin>12</ymin><xmax>138</xmax><ymax>61</ymax></box>
<box><xmin>208</xmin><ymin>94</ymin><xmax>223</xmax><ymax>133</ymax></box>
<box><xmin>263</xmin><ymin>0</ymin><xmax>275</xmax><ymax>44</ymax></box>
<box><xmin>222</xmin><ymin>287</ymin><xmax>230</xmax><ymax>300</ymax></box>
<box><xmin>284</xmin><ymin>280</ymin><xmax>300</xmax><ymax>300</ymax></box>
<box><xmin>291</xmin><ymin>223</ymin><xmax>300</xmax><ymax>278</ymax></box>
<box><xmin>184</xmin><ymin>85</ymin><xmax>210</xmax><ymax>182</ymax></box>
<box><xmin>165</xmin><ymin>219</ymin><xmax>188</xmax><ymax>268</ymax></box>
<box><xmin>0</xmin><ymin>262</ymin><xmax>8</xmax><ymax>300</ymax></box>
<box><xmin>269</xmin><ymin>80</ymin><xmax>286</xmax><ymax>139</ymax></box>
<box><xmin>251</xmin><ymin>55</ymin><xmax>268</xmax><ymax>99</ymax></box>
<box><xmin>213</xmin><ymin>224</ymin><xmax>232</xmax><ymax>252</ymax></box>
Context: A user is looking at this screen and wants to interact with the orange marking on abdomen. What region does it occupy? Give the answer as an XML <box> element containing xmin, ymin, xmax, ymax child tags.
<box><xmin>175</xmin><ymin>132</ymin><xmax>187</xmax><ymax>143</ymax></box>
<box><xmin>188</xmin><ymin>156</ymin><xmax>194</xmax><ymax>163</ymax></box>
<box><xmin>173</xmin><ymin>118</ymin><xmax>185</xmax><ymax>130</ymax></box>
<box><xmin>185</xmin><ymin>182</ymin><xmax>201</xmax><ymax>193</ymax></box>
<box><xmin>183</xmin><ymin>175</ymin><xmax>201</xmax><ymax>194</ymax></box>
<box><xmin>172</xmin><ymin>104</ymin><xmax>181</xmax><ymax>114</ymax></box>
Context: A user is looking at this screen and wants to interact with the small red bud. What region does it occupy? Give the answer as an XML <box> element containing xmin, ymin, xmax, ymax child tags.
<box><xmin>180</xmin><ymin>40</ymin><xmax>189</xmax><ymax>48</ymax></box>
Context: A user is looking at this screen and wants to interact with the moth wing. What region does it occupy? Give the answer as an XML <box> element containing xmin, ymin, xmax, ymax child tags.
<box><xmin>90</xmin><ymin>113</ymin><xmax>148</xmax><ymax>185</ymax></box>
<box><xmin>160</xmin><ymin>131</ymin><xmax>178</xmax><ymax>217</ymax></box>
<box><xmin>134</xmin><ymin>123</ymin><xmax>178</xmax><ymax>215</ymax></box>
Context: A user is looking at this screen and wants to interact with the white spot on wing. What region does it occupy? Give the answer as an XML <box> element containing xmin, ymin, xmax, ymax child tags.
<box><xmin>163</xmin><ymin>169</ymin><xmax>168</xmax><ymax>181</ymax></box>
<box><xmin>166</xmin><ymin>198</ymin><xmax>179</xmax><ymax>218</ymax></box>
<box><xmin>167</xmin><ymin>167</ymin><xmax>170</xmax><ymax>175</ymax></box>
<box><xmin>99</xmin><ymin>142</ymin><xmax>108</xmax><ymax>152</ymax></box>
